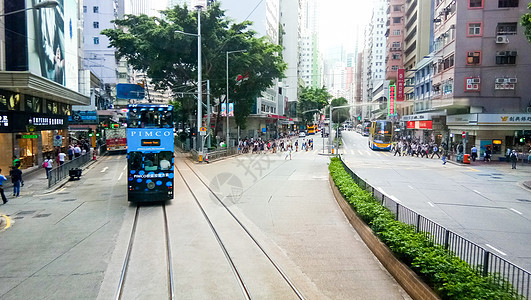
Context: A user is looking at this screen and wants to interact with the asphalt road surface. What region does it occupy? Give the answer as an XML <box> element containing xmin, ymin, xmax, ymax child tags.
<box><xmin>340</xmin><ymin>130</ymin><xmax>531</xmax><ymax>272</ymax></box>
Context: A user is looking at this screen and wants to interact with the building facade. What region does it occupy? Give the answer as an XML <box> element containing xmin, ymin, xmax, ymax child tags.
<box><xmin>0</xmin><ymin>0</ymin><xmax>90</xmax><ymax>172</ymax></box>
<box><xmin>406</xmin><ymin>0</ymin><xmax>531</xmax><ymax>156</ymax></box>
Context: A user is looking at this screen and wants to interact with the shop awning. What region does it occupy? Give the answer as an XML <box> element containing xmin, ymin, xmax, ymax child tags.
<box><xmin>0</xmin><ymin>71</ymin><xmax>90</xmax><ymax>106</ymax></box>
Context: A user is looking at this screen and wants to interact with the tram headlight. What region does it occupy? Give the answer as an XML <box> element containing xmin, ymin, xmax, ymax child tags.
<box><xmin>147</xmin><ymin>181</ymin><xmax>156</xmax><ymax>189</ymax></box>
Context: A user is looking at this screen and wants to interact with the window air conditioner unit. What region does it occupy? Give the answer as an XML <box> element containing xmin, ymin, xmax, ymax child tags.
<box><xmin>495</xmin><ymin>78</ymin><xmax>506</xmax><ymax>84</ymax></box>
<box><xmin>507</xmin><ymin>78</ymin><xmax>517</xmax><ymax>84</ymax></box>
<box><xmin>471</xmin><ymin>78</ymin><xmax>480</xmax><ymax>84</ymax></box>
<box><xmin>496</xmin><ymin>35</ymin><xmax>509</xmax><ymax>43</ymax></box>
<box><xmin>508</xmin><ymin>51</ymin><xmax>517</xmax><ymax>56</ymax></box>
<box><xmin>496</xmin><ymin>51</ymin><xmax>507</xmax><ymax>56</ymax></box>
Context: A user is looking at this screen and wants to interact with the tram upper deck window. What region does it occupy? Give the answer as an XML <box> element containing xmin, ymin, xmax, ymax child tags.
<box><xmin>128</xmin><ymin>109</ymin><xmax>172</xmax><ymax>128</ymax></box>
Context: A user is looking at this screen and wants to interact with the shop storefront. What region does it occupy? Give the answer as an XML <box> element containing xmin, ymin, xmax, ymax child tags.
<box><xmin>0</xmin><ymin>110</ymin><xmax>69</xmax><ymax>171</ymax></box>
<box><xmin>447</xmin><ymin>113</ymin><xmax>531</xmax><ymax>159</ymax></box>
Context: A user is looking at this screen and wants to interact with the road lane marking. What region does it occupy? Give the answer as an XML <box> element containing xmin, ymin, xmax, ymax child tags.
<box><xmin>473</xmin><ymin>189</ymin><xmax>482</xmax><ymax>195</ymax></box>
<box><xmin>123</xmin><ymin>165</ymin><xmax>127</xmax><ymax>171</ymax></box>
<box><xmin>101</xmin><ymin>167</ymin><xmax>108</xmax><ymax>173</ymax></box>
<box><xmin>351</xmin><ymin>150</ymin><xmax>355</xmax><ymax>155</ymax></box>
<box><xmin>408</xmin><ymin>185</ymin><xmax>414</xmax><ymax>190</ymax></box>
<box><xmin>486</xmin><ymin>244</ymin><xmax>507</xmax><ymax>256</ymax></box>
<box><xmin>1</xmin><ymin>214</ymin><xmax>11</xmax><ymax>231</ymax></box>
<box><xmin>427</xmin><ymin>202</ymin><xmax>435</xmax><ymax>207</ymax></box>
<box><xmin>118</xmin><ymin>172</ymin><xmax>123</xmax><ymax>181</ymax></box>
<box><xmin>510</xmin><ymin>208</ymin><xmax>523</xmax><ymax>215</ymax></box>
<box><xmin>358</xmin><ymin>150</ymin><xmax>363</xmax><ymax>155</ymax></box>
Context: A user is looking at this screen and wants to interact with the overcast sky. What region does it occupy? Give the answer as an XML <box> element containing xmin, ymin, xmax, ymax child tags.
<box><xmin>318</xmin><ymin>0</ymin><xmax>373</xmax><ymax>53</ymax></box>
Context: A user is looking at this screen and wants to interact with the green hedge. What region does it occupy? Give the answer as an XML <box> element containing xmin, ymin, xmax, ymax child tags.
<box><xmin>329</xmin><ymin>157</ymin><xmax>520</xmax><ymax>300</ymax></box>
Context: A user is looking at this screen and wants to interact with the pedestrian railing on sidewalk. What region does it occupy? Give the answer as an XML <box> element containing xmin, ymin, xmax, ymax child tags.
<box><xmin>48</xmin><ymin>152</ymin><xmax>92</xmax><ymax>188</ymax></box>
<box><xmin>338</xmin><ymin>154</ymin><xmax>530</xmax><ymax>299</ymax></box>
<box><xmin>190</xmin><ymin>147</ymin><xmax>239</xmax><ymax>162</ymax></box>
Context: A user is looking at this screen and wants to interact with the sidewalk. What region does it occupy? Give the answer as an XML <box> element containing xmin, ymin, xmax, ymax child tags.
<box><xmin>1</xmin><ymin>156</ymin><xmax>100</xmax><ymax>202</ymax></box>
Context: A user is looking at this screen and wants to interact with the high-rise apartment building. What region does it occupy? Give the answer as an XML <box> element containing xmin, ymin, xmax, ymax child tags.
<box><xmin>279</xmin><ymin>0</ymin><xmax>299</xmax><ymax>118</ymax></box>
<box><xmin>385</xmin><ymin>0</ymin><xmax>405</xmax><ymax>81</ymax></box>
<box><xmin>83</xmin><ymin>0</ymin><xmax>119</xmax><ymax>87</ymax></box>
<box><xmin>362</xmin><ymin>0</ymin><xmax>388</xmax><ymax>120</ymax></box>
<box><xmin>410</xmin><ymin>0</ymin><xmax>531</xmax><ymax>154</ymax></box>
<box><xmin>298</xmin><ymin>0</ymin><xmax>321</xmax><ymax>90</ymax></box>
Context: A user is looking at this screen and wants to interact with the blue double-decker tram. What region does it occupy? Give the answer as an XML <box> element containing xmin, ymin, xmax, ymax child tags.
<box><xmin>126</xmin><ymin>104</ymin><xmax>174</xmax><ymax>202</ymax></box>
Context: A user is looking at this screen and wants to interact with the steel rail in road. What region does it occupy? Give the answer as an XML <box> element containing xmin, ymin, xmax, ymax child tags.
<box><xmin>177</xmin><ymin>160</ymin><xmax>306</xmax><ymax>300</ymax></box>
<box><xmin>114</xmin><ymin>205</ymin><xmax>175</xmax><ymax>300</ymax></box>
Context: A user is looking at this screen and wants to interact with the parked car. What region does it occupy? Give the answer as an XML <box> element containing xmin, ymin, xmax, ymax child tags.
<box><xmin>299</xmin><ymin>132</ymin><xmax>306</xmax><ymax>138</ymax></box>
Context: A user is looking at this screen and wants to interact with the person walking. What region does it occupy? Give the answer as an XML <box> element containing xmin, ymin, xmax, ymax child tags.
<box><xmin>0</xmin><ymin>169</ymin><xmax>8</xmax><ymax>204</ymax></box>
<box><xmin>58</xmin><ymin>151</ymin><xmax>66</xmax><ymax>165</ymax></box>
<box><xmin>285</xmin><ymin>146</ymin><xmax>292</xmax><ymax>160</ymax></box>
<box><xmin>510</xmin><ymin>150</ymin><xmax>518</xmax><ymax>169</ymax></box>
<box><xmin>442</xmin><ymin>150</ymin><xmax>447</xmax><ymax>165</ymax></box>
<box><xmin>67</xmin><ymin>145</ymin><xmax>74</xmax><ymax>160</ymax></box>
<box><xmin>43</xmin><ymin>156</ymin><xmax>53</xmax><ymax>179</ymax></box>
<box><xmin>9</xmin><ymin>166</ymin><xmax>23</xmax><ymax>197</ymax></box>
<box><xmin>74</xmin><ymin>144</ymin><xmax>81</xmax><ymax>158</ymax></box>
<box><xmin>471</xmin><ymin>146</ymin><xmax>478</xmax><ymax>162</ymax></box>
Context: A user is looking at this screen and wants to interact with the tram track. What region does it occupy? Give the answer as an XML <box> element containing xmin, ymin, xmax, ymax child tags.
<box><xmin>115</xmin><ymin>204</ymin><xmax>174</xmax><ymax>300</ymax></box>
<box><xmin>176</xmin><ymin>159</ymin><xmax>306</xmax><ymax>300</ymax></box>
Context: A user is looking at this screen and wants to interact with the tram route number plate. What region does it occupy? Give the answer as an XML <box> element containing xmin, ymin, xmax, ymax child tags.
<box><xmin>200</xmin><ymin>127</ymin><xmax>207</xmax><ymax>136</ymax></box>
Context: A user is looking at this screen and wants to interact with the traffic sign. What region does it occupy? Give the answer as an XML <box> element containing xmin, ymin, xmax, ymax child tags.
<box><xmin>200</xmin><ymin>127</ymin><xmax>207</xmax><ymax>136</ymax></box>
<box><xmin>462</xmin><ymin>131</ymin><xmax>466</xmax><ymax>138</ymax></box>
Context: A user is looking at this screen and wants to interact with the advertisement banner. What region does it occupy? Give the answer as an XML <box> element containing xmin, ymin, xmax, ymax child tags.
<box><xmin>24</xmin><ymin>0</ymin><xmax>79</xmax><ymax>90</ymax></box>
<box><xmin>127</xmin><ymin>128</ymin><xmax>174</xmax><ymax>152</ymax></box>
<box><xmin>228</xmin><ymin>103</ymin><xmax>234</xmax><ymax>117</ymax></box>
<box><xmin>69</xmin><ymin>111</ymin><xmax>98</xmax><ymax>124</ymax></box>
<box><xmin>388</xmin><ymin>85</ymin><xmax>396</xmax><ymax>116</ymax></box>
<box><xmin>397</xmin><ymin>69</ymin><xmax>405</xmax><ymax>101</ymax></box>
<box><xmin>221</xmin><ymin>103</ymin><xmax>227</xmax><ymax>117</ymax></box>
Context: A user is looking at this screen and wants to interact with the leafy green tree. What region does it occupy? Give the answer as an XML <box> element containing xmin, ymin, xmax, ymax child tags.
<box><xmin>297</xmin><ymin>86</ymin><xmax>331</xmax><ymax>125</ymax></box>
<box><xmin>102</xmin><ymin>3</ymin><xmax>285</xmax><ymax>134</ymax></box>
<box><xmin>330</xmin><ymin>97</ymin><xmax>350</xmax><ymax>124</ymax></box>
<box><xmin>522</xmin><ymin>2</ymin><xmax>531</xmax><ymax>44</ymax></box>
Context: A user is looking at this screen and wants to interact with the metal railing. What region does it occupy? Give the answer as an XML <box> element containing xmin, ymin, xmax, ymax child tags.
<box><xmin>48</xmin><ymin>152</ymin><xmax>93</xmax><ymax>188</ymax></box>
<box><xmin>190</xmin><ymin>147</ymin><xmax>239</xmax><ymax>162</ymax></box>
<box><xmin>339</xmin><ymin>155</ymin><xmax>530</xmax><ymax>299</ymax></box>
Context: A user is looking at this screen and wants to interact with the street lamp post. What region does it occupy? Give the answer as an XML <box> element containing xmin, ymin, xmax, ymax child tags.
<box><xmin>0</xmin><ymin>0</ymin><xmax>59</xmax><ymax>16</ymax></box>
<box><xmin>226</xmin><ymin>49</ymin><xmax>246</xmax><ymax>148</ymax></box>
<box><xmin>175</xmin><ymin>4</ymin><xmax>204</xmax><ymax>151</ymax></box>
<box><xmin>196</xmin><ymin>5</ymin><xmax>203</xmax><ymax>151</ymax></box>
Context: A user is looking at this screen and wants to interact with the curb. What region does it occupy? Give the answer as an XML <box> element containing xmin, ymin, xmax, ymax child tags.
<box><xmin>329</xmin><ymin>174</ymin><xmax>440</xmax><ymax>300</ymax></box>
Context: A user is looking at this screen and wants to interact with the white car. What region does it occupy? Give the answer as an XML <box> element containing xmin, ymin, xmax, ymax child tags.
<box><xmin>299</xmin><ymin>132</ymin><xmax>306</xmax><ymax>137</ymax></box>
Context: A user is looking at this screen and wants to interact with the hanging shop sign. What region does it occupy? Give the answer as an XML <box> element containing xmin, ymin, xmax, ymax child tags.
<box><xmin>0</xmin><ymin>111</ymin><xmax>69</xmax><ymax>133</ymax></box>
<box><xmin>407</xmin><ymin>120</ymin><xmax>433</xmax><ymax>129</ymax></box>
<box><xmin>69</xmin><ymin>110</ymin><xmax>98</xmax><ymax>125</ymax></box>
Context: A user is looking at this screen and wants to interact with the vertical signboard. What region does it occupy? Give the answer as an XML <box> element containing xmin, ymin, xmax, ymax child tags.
<box><xmin>388</xmin><ymin>85</ymin><xmax>397</xmax><ymax>116</ymax></box>
<box><xmin>397</xmin><ymin>68</ymin><xmax>405</xmax><ymax>101</ymax></box>
<box><xmin>221</xmin><ymin>103</ymin><xmax>227</xmax><ymax>117</ymax></box>
<box><xmin>228</xmin><ymin>103</ymin><xmax>234</xmax><ymax>117</ymax></box>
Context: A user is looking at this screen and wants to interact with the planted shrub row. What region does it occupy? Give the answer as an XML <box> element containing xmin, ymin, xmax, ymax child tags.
<box><xmin>329</xmin><ymin>157</ymin><xmax>520</xmax><ymax>300</ymax></box>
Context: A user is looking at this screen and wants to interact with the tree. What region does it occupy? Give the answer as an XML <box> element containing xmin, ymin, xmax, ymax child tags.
<box><xmin>522</xmin><ymin>2</ymin><xmax>531</xmax><ymax>44</ymax></box>
<box><xmin>102</xmin><ymin>3</ymin><xmax>286</xmax><ymax>134</ymax></box>
<box><xmin>296</xmin><ymin>86</ymin><xmax>331</xmax><ymax>125</ymax></box>
<box><xmin>330</xmin><ymin>97</ymin><xmax>350</xmax><ymax>124</ymax></box>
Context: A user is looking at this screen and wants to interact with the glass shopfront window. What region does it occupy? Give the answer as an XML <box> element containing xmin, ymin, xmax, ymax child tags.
<box><xmin>17</xmin><ymin>134</ymin><xmax>39</xmax><ymax>168</ymax></box>
<box><xmin>41</xmin><ymin>130</ymin><xmax>54</xmax><ymax>158</ymax></box>
<box><xmin>0</xmin><ymin>133</ymin><xmax>14</xmax><ymax>173</ymax></box>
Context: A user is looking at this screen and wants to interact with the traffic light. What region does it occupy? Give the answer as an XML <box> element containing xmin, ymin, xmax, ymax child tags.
<box><xmin>357</xmin><ymin>116</ymin><xmax>361</xmax><ymax>121</ymax></box>
<box><xmin>95</xmin><ymin>129</ymin><xmax>100</xmax><ymax>137</ymax></box>
<box><xmin>111</xmin><ymin>123</ymin><xmax>120</xmax><ymax>129</ymax></box>
<box><xmin>88</xmin><ymin>128</ymin><xmax>93</xmax><ymax>137</ymax></box>
<box><xmin>519</xmin><ymin>137</ymin><xmax>525</xmax><ymax>143</ymax></box>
